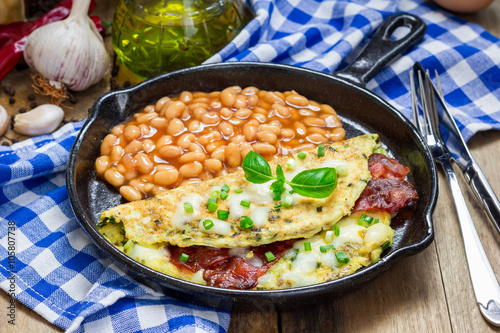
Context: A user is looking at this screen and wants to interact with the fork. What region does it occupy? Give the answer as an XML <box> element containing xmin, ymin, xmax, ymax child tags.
<box><xmin>410</xmin><ymin>64</ymin><xmax>500</xmax><ymax>327</ymax></box>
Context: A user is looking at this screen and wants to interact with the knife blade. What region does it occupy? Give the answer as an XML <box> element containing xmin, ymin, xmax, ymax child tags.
<box><xmin>428</xmin><ymin>71</ymin><xmax>500</xmax><ymax>235</ymax></box>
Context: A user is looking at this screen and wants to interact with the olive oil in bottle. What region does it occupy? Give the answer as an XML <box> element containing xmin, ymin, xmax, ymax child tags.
<box><xmin>112</xmin><ymin>0</ymin><xmax>247</xmax><ymax>79</ymax></box>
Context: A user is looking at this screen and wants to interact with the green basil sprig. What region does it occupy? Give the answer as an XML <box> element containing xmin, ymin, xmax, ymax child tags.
<box><xmin>242</xmin><ymin>151</ymin><xmax>337</xmax><ymax>199</ymax></box>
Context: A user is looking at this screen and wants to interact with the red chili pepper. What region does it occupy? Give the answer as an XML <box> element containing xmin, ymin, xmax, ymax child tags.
<box><xmin>0</xmin><ymin>0</ymin><xmax>103</xmax><ymax>83</ymax></box>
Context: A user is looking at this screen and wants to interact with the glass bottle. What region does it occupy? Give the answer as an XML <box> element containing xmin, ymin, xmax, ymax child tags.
<box><xmin>112</xmin><ymin>0</ymin><xmax>247</xmax><ymax>79</ymax></box>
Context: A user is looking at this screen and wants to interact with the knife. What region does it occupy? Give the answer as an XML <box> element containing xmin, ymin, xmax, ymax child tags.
<box><xmin>428</xmin><ymin>70</ymin><xmax>500</xmax><ymax>235</ymax></box>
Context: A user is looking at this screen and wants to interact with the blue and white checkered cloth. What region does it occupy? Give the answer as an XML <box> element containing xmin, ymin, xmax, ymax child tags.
<box><xmin>1</xmin><ymin>0</ymin><xmax>499</xmax><ymax>332</ymax></box>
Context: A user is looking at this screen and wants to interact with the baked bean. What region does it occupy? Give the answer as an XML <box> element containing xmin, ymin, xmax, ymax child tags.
<box><xmin>188</xmin><ymin>102</ymin><xmax>209</xmax><ymax>111</ymax></box>
<box><xmin>242</xmin><ymin>86</ymin><xmax>258</xmax><ymax>95</ymax></box>
<box><xmin>165</xmin><ymin>101</ymin><xmax>186</xmax><ymax>119</ymax></box>
<box><xmin>115</xmin><ymin>164</ymin><xmax>126</xmax><ymax>174</ymax></box>
<box><xmin>219</xmin><ymin>121</ymin><xmax>234</xmax><ymax>137</ymax></box>
<box><xmin>264</xmin><ymin>91</ymin><xmax>285</xmax><ymax>105</ymax></box>
<box><xmin>306</xmin><ymin>133</ymin><xmax>328</xmax><ymax>144</ymax></box>
<box><xmin>228</xmin><ymin>118</ymin><xmax>246</xmax><ymax>126</ymax></box>
<box><xmin>273</xmin><ymin>103</ymin><xmax>291</xmax><ymax>118</ymax></box>
<box><xmin>177</xmin><ymin>133</ymin><xmax>195</xmax><ymax>148</ymax></box>
<box><xmin>234</xmin><ymin>95</ymin><xmax>247</xmax><ymax>109</ymax></box>
<box><xmin>269</xmin><ymin>120</ymin><xmax>282</xmax><ymax>128</ymax></box>
<box><xmin>294</xmin><ymin>122</ymin><xmax>307</xmax><ymax>136</ymax></box>
<box><xmin>225</xmin><ymin>143</ymin><xmax>241</xmax><ymax>167</ymax></box>
<box><xmin>179</xmin><ymin>152</ymin><xmax>206</xmax><ymax>164</ymax></box>
<box><xmin>136</xmin><ymin>112</ymin><xmax>157</xmax><ymax>124</ymax></box>
<box><xmin>206</xmin><ymin>140</ymin><xmax>224</xmax><ymax>153</ymax></box>
<box><xmin>243</xmin><ymin>124</ymin><xmax>258</xmax><ymax>141</ymax></box>
<box><xmin>192</xmin><ymin>108</ymin><xmax>206</xmax><ymax>121</ymax></box>
<box><xmin>104</xmin><ymin>168</ymin><xmax>125</xmax><ymax>187</ymax></box>
<box><xmin>205</xmin><ymin>158</ymin><xmax>223</xmax><ymax>172</ymax></box>
<box><xmin>142</xmin><ymin>139</ymin><xmax>155</xmax><ymax>153</ymax></box>
<box><xmin>192</xmin><ymin>96</ymin><xmax>210</xmax><ymax>103</ymax></box>
<box><xmin>211</xmin><ymin>130</ymin><xmax>222</xmax><ymax>140</ymax></box>
<box><xmin>299</xmin><ymin>109</ymin><xmax>316</xmax><ymax>117</ymax></box>
<box><xmin>252</xmin><ymin>113</ymin><xmax>267</xmax><ymax>123</ymax></box>
<box><xmin>140</xmin><ymin>174</ymin><xmax>154</xmax><ymax>183</ymax></box>
<box><xmin>326</xmin><ymin>127</ymin><xmax>346</xmax><ymax>141</ymax></box>
<box><xmin>201</xmin><ymin>112</ymin><xmax>220</xmax><ymax>125</ymax></box>
<box><xmin>253</xmin><ymin>107</ymin><xmax>267</xmax><ymax>115</ymax></box>
<box><xmin>308</xmin><ymin>127</ymin><xmax>327</xmax><ymax>135</ymax></box>
<box><xmin>155</xmin><ymin>97</ymin><xmax>171</xmax><ymax>112</ymax></box>
<box><xmin>179</xmin><ymin>161</ymin><xmax>203</xmax><ymax>177</ymax></box>
<box><xmin>139</xmin><ymin>124</ymin><xmax>151</xmax><ymax>137</ymax></box>
<box><xmin>320</xmin><ymin>104</ymin><xmax>337</xmax><ymax>115</ymax></box>
<box><xmin>210</xmin><ymin>100</ymin><xmax>222</xmax><ymax>110</ymax></box>
<box><xmin>187</xmin><ymin>120</ymin><xmax>202</xmax><ymax>132</ymax></box>
<box><xmin>196</xmin><ymin>132</ymin><xmax>215</xmax><ymax>146</ymax></box>
<box><xmin>258</xmin><ymin>124</ymin><xmax>281</xmax><ymax>136</ymax></box>
<box><xmin>188</xmin><ymin>143</ymin><xmax>204</xmax><ymax>153</ymax></box>
<box><xmin>110</xmin><ymin>145</ymin><xmax>124</xmax><ymax>161</ymax></box>
<box><xmin>229</xmin><ymin>86</ymin><xmax>242</xmax><ymax>94</ymax></box>
<box><xmin>124</xmin><ymin>169</ymin><xmax>138</xmax><ymax>181</ymax></box>
<box><xmin>156</xmin><ymin>135</ymin><xmax>173</xmax><ymax>148</ymax></box>
<box><xmin>303</xmin><ymin>117</ymin><xmax>326</xmax><ymax>127</ymax></box>
<box><xmin>180</xmin><ymin>91</ymin><xmax>193</xmax><ymax>103</ymax></box>
<box><xmin>286</xmin><ymin>94</ymin><xmax>309</xmax><ymax>107</ymax></box>
<box><xmin>154</xmin><ymin>167</ymin><xmax>179</xmax><ymax>186</ymax></box>
<box><xmin>221</xmin><ymin>88</ymin><xmax>236</xmax><ymax>107</ymax></box>
<box><xmin>219</xmin><ymin>107</ymin><xmax>233</xmax><ymax>119</ymax></box>
<box><xmin>158</xmin><ymin>145</ymin><xmax>183</xmax><ymax>158</ymax></box>
<box><xmin>167</xmin><ymin>118</ymin><xmax>185</xmax><ymax>136</ymax></box>
<box><xmin>252</xmin><ymin>142</ymin><xmax>277</xmax><ymax>155</ymax></box>
<box><xmin>95</xmin><ymin>156</ymin><xmax>110</xmax><ymax>175</ymax></box>
<box><xmin>209</xmin><ymin>91</ymin><xmax>221</xmax><ymax>98</ymax></box>
<box><xmin>144</xmin><ymin>105</ymin><xmax>155</xmax><ymax>113</ymax></box>
<box><xmin>111</xmin><ymin>125</ymin><xmax>124</xmax><ymax>136</ymax></box>
<box><xmin>280</xmin><ymin>128</ymin><xmax>295</xmax><ymax>139</ymax></box>
<box><xmin>234</xmin><ymin>108</ymin><xmax>252</xmax><ymax>119</ymax></box>
<box><xmin>135</xmin><ymin>153</ymin><xmax>154</xmax><ymax>174</ymax></box>
<box><xmin>125</xmin><ymin>140</ymin><xmax>143</xmax><ymax>155</ymax></box>
<box><xmin>248</xmin><ymin>119</ymin><xmax>260</xmax><ymax>126</ymax></box>
<box><xmin>101</xmin><ymin>134</ymin><xmax>118</xmax><ymax>155</ymax></box>
<box><xmin>124</xmin><ymin>125</ymin><xmax>141</xmax><ymax>141</ymax></box>
<box><xmin>323</xmin><ymin>115</ymin><xmax>342</xmax><ymax>128</ymax></box>
<box><xmin>130</xmin><ymin>179</ymin><xmax>154</xmax><ymax>193</ymax></box>
<box><xmin>120</xmin><ymin>185</ymin><xmax>143</xmax><ymax>201</ymax></box>
<box><xmin>211</xmin><ymin>146</ymin><xmax>226</xmax><ymax>161</ymax></box>
<box><xmin>239</xmin><ymin>142</ymin><xmax>253</xmax><ymax>158</ymax></box>
<box><xmin>230</xmin><ymin>134</ymin><xmax>245</xmax><ymax>144</ymax></box>
<box><xmin>121</xmin><ymin>154</ymin><xmax>136</xmax><ymax>169</ymax></box>
<box><xmin>257</xmin><ymin>131</ymin><xmax>278</xmax><ymax>144</ymax></box>
<box><xmin>150</xmin><ymin>117</ymin><xmax>168</xmax><ymax>129</ymax></box>
<box><xmin>247</xmin><ymin>94</ymin><xmax>259</xmax><ymax>107</ymax></box>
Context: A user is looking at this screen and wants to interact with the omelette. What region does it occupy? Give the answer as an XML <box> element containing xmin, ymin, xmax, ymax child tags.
<box><xmin>97</xmin><ymin>134</ymin><xmax>416</xmax><ymax>289</ymax></box>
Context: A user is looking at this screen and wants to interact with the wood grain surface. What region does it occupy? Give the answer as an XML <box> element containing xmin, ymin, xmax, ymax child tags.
<box><xmin>1</xmin><ymin>1</ymin><xmax>500</xmax><ymax>332</ymax></box>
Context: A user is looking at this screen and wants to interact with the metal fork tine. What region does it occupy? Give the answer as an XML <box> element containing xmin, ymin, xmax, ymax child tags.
<box><xmin>417</xmin><ymin>70</ymin><xmax>432</xmax><ymax>137</ymax></box>
<box><xmin>434</xmin><ymin>69</ymin><xmax>444</xmax><ymax>98</ymax></box>
<box><xmin>409</xmin><ymin>70</ymin><xmax>421</xmax><ymax>132</ymax></box>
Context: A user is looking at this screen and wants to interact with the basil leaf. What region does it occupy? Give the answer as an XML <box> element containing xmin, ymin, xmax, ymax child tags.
<box><xmin>288</xmin><ymin>168</ymin><xmax>337</xmax><ymax>198</ymax></box>
<box><xmin>242</xmin><ymin>151</ymin><xmax>274</xmax><ymax>184</ymax></box>
<box><xmin>276</xmin><ymin>164</ymin><xmax>285</xmax><ymax>182</ymax></box>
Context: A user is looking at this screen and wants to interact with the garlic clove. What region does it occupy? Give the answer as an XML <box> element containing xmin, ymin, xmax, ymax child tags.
<box><xmin>14</xmin><ymin>104</ymin><xmax>64</xmax><ymax>136</ymax></box>
<box><xmin>0</xmin><ymin>105</ymin><xmax>9</xmax><ymax>137</ymax></box>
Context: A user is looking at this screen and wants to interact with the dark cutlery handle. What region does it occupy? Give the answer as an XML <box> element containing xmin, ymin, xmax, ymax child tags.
<box><xmin>465</xmin><ymin>163</ymin><xmax>500</xmax><ymax>235</ymax></box>
<box><xmin>335</xmin><ymin>13</ymin><xmax>426</xmax><ymax>86</ymax></box>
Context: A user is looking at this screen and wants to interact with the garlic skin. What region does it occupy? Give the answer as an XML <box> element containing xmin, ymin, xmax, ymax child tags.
<box><xmin>14</xmin><ymin>104</ymin><xmax>64</xmax><ymax>136</ymax></box>
<box><xmin>0</xmin><ymin>105</ymin><xmax>9</xmax><ymax>137</ymax></box>
<box><xmin>23</xmin><ymin>0</ymin><xmax>110</xmax><ymax>91</ymax></box>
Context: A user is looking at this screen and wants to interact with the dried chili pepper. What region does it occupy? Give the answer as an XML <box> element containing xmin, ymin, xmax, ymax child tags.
<box><xmin>0</xmin><ymin>0</ymin><xmax>103</xmax><ymax>83</ymax></box>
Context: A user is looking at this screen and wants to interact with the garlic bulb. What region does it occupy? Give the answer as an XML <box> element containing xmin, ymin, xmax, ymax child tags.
<box><xmin>23</xmin><ymin>0</ymin><xmax>110</xmax><ymax>91</ymax></box>
<box><xmin>14</xmin><ymin>104</ymin><xmax>64</xmax><ymax>136</ymax></box>
<box><xmin>0</xmin><ymin>105</ymin><xmax>9</xmax><ymax>137</ymax></box>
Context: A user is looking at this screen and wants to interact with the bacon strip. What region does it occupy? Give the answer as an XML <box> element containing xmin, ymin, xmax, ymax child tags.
<box><xmin>368</xmin><ymin>153</ymin><xmax>410</xmax><ymax>181</ymax></box>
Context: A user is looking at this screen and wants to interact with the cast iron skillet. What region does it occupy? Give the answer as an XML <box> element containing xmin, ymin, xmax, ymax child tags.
<box><xmin>67</xmin><ymin>13</ymin><xmax>437</xmax><ymax>311</ymax></box>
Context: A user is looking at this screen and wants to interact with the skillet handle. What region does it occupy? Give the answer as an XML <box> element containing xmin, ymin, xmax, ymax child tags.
<box><xmin>335</xmin><ymin>13</ymin><xmax>426</xmax><ymax>86</ymax></box>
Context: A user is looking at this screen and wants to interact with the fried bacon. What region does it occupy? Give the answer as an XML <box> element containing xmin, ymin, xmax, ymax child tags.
<box><xmin>368</xmin><ymin>153</ymin><xmax>411</xmax><ymax>181</ymax></box>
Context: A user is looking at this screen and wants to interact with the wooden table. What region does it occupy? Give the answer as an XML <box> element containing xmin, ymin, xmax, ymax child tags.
<box><xmin>2</xmin><ymin>1</ymin><xmax>500</xmax><ymax>332</ymax></box>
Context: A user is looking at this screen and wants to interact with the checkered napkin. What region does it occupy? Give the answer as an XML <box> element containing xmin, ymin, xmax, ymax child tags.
<box><xmin>1</xmin><ymin>0</ymin><xmax>500</xmax><ymax>332</ymax></box>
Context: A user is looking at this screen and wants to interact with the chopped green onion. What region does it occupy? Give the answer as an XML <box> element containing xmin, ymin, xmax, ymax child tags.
<box><xmin>381</xmin><ymin>240</ymin><xmax>391</xmax><ymax>250</ymax></box>
<box><xmin>180</xmin><ymin>253</ymin><xmax>189</xmax><ymax>262</ymax></box>
<box><xmin>357</xmin><ymin>214</ymin><xmax>374</xmax><ymax>227</ymax></box>
<box><xmin>220</xmin><ymin>191</ymin><xmax>229</xmax><ymax>200</ymax></box>
<box><xmin>141</xmin><ymin>259</ymin><xmax>146</xmax><ymax>264</ymax></box>
<box><xmin>334</xmin><ymin>225</ymin><xmax>340</xmax><ymax>237</ymax></box>
<box><xmin>335</xmin><ymin>165</ymin><xmax>348</xmax><ymax>177</ymax></box>
<box><xmin>217</xmin><ymin>210</ymin><xmax>229</xmax><ymax>220</ymax></box>
<box><xmin>297</xmin><ymin>152</ymin><xmax>307</xmax><ymax>159</ymax></box>
<box><xmin>183</xmin><ymin>202</ymin><xmax>194</xmax><ymax>214</ymax></box>
<box><xmin>373</xmin><ymin>218</ymin><xmax>380</xmax><ymax>224</ymax></box>
<box><xmin>374</xmin><ymin>147</ymin><xmax>387</xmax><ymax>155</ymax></box>
<box><xmin>203</xmin><ymin>219</ymin><xmax>214</xmax><ymax>230</ymax></box>
<box><xmin>286</xmin><ymin>158</ymin><xmax>296</xmax><ymax>171</ymax></box>
<box><xmin>274</xmin><ymin>204</ymin><xmax>282</xmax><ymax>209</ymax></box>
<box><xmin>221</xmin><ymin>184</ymin><xmax>230</xmax><ymax>192</ymax></box>
<box><xmin>372</xmin><ymin>257</ymin><xmax>381</xmax><ymax>264</ymax></box>
<box><xmin>335</xmin><ymin>251</ymin><xmax>350</xmax><ymax>263</ymax></box>
<box><xmin>240</xmin><ymin>200</ymin><xmax>251</xmax><ymax>208</ymax></box>
<box><xmin>210</xmin><ymin>187</ymin><xmax>220</xmax><ymax>198</ymax></box>
<box><xmin>319</xmin><ymin>244</ymin><xmax>335</xmax><ymax>253</ymax></box>
<box><xmin>317</xmin><ymin>145</ymin><xmax>325</xmax><ymax>157</ymax></box>
<box><xmin>304</xmin><ymin>242</ymin><xmax>312</xmax><ymax>251</ymax></box>
<box><xmin>325</xmin><ymin>230</ymin><xmax>334</xmax><ymax>243</ymax></box>
<box><xmin>234</xmin><ymin>188</ymin><xmax>243</xmax><ymax>193</ymax></box>
<box><xmin>272</xmin><ymin>190</ymin><xmax>282</xmax><ymax>201</ymax></box>
<box><xmin>240</xmin><ymin>216</ymin><xmax>253</xmax><ymax>229</ymax></box>
<box><xmin>123</xmin><ymin>239</ymin><xmax>134</xmax><ymax>253</ymax></box>
<box><xmin>207</xmin><ymin>199</ymin><xmax>218</xmax><ymax>212</ymax></box>
<box><xmin>282</xmin><ymin>195</ymin><xmax>293</xmax><ymax>208</ymax></box>
<box><xmin>264</xmin><ymin>251</ymin><xmax>276</xmax><ymax>262</ymax></box>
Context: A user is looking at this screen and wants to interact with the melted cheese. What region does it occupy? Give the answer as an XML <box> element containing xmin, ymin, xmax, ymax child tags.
<box><xmin>171</xmin><ymin>194</ymin><xmax>204</xmax><ymax>228</ymax></box>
